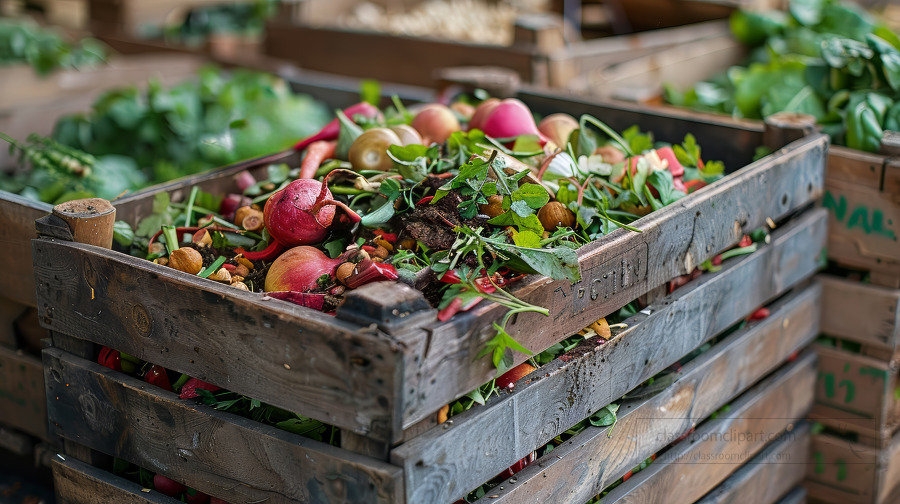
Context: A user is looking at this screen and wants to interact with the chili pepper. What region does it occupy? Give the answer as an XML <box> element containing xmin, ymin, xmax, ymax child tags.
<box><xmin>373</xmin><ymin>230</ymin><xmax>397</xmax><ymax>242</ymax></box>
<box><xmin>235</xmin><ymin>240</ymin><xmax>285</xmax><ymax>262</ymax></box>
<box><xmin>748</xmin><ymin>307</ymin><xmax>770</xmax><ymax>321</ymax></box>
<box><xmin>97</xmin><ymin>346</ymin><xmax>121</xmax><ymax>372</ymax></box>
<box><xmin>179</xmin><ymin>378</ymin><xmax>221</xmax><ymax>399</ymax></box>
<box><xmin>145</xmin><ymin>365</ymin><xmax>172</xmax><ymax>392</ymax></box>
<box><xmin>622</xmin><ymin>470</ymin><xmax>633</xmax><ymax>482</ymax></box>
<box><xmin>416</xmin><ymin>195</ymin><xmax>434</xmax><ymax>206</ymax></box>
<box><xmin>342</xmin><ymin>258</ymin><xmax>399</xmax><ymax>289</ymax></box>
<box><xmin>298</xmin><ymin>140</ymin><xmax>337</xmax><ymax>179</ymax></box>
<box><xmin>738</xmin><ymin>235</ymin><xmax>753</xmax><ymax>248</ymax></box>
<box><xmin>497</xmin><ymin>451</ymin><xmax>536</xmax><ymax>480</ymax></box>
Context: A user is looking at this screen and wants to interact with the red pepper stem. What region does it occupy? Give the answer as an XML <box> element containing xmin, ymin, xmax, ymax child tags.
<box><xmin>236</xmin><ymin>240</ymin><xmax>285</xmax><ymax>262</ymax></box>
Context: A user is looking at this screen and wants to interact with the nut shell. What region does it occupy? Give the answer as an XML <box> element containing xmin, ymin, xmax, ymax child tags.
<box><xmin>336</xmin><ymin>262</ymin><xmax>356</xmax><ymax>286</ymax></box>
<box><xmin>537</xmin><ymin>201</ymin><xmax>576</xmax><ymax>231</ymax></box>
<box><xmin>168</xmin><ymin>248</ymin><xmax>203</xmax><ymax>275</ymax></box>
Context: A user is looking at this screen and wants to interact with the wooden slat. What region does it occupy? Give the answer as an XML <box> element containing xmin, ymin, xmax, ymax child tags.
<box><xmin>44</xmin><ymin>348</ymin><xmax>403</xmax><ymax>504</ymax></box>
<box><xmin>819</xmin><ymin>275</ymin><xmax>900</xmax><ymax>352</ymax></box>
<box><xmin>809</xmin><ymin>345</ymin><xmax>900</xmax><ymax>447</ymax></box>
<box><xmin>490</xmin><ymin>326</ymin><xmax>818</xmax><ymax>504</ymax></box>
<box><xmin>52</xmin><ymin>456</ymin><xmax>179</xmax><ymax>504</ymax></box>
<box><xmin>392</xmin><ymin>211</ymin><xmax>825</xmax><ymax>503</ymax></box>
<box><xmin>0</xmin><ymin>194</ymin><xmax>50</xmax><ymax>308</ymax></box>
<box><xmin>693</xmin><ymin>424</ymin><xmax>810</xmax><ymax>504</ymax></box>
<box><xmin>775</xmin><ymin>487</ymin><xmax>807</xmax><ymax>504</ymax></box>
<box><xmin>807</xmin><ymin>432</ymin><xmax>880</xmax><ymax>504</ymax></box>
<box><xmin>824</xmin><ymin>178</ymin><xmax>900</xmax><ymax>276</ymax></box>
<box><xmin>33</xmin><ymin>238</ymin><xmax>403</xmax><ymax>440</ymax></box>
<box><xmin>827</xmin><ymin>147</ymin><xmax>885</xmax><ymax>190</ymax></box>
<box><xmin>598</xmin><ymin>357</ymin><xmax>815</xmax><ymax>503</ymax></box>
<box><xmin>264</xmin><ymin>22</ymin><xmax>542</xmax><ymax>88</ymax></box>
<box><xmin>0</xmin><ymin>346</ymin><xmax>47</xmax><ymax>440</ymax></box>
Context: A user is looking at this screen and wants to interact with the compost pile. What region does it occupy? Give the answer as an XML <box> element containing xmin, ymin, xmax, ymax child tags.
<box><xmin>116</xmin><ymin>96</ymin><xmax>723</xmax><ymax>369</ymax></box>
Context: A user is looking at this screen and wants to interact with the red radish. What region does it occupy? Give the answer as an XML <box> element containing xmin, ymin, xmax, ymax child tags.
<box><xmin>179</xmin><ymin>378</ymin><xmax>220</xmax><ymax>399</ymax></box>
<box><xmin>266</xmin><ymin>291</ymin><xmax>327</xmax><ymax>311</ymax></box>
<box><xmin>411</xmin><ymin>104</ymin><xmax>460</xmax><ymax>144</ymax></box>
<box><xmin>293</xmin><ymin>102</ymin><xmax>383</xmax><ymax>152</ymax></box>
<box><xmin>153</xmin><ymin>475</ymin><xmax>186</xmax><ymax>496</ymax></box>
<box><xmin>185</xmin><ymin>488</ymin><xmax>210</xmax><ymax>504</ymax></box>
<box><xmin>496</xmin><ymin>362</ymin><xmax>537</xmax><ymax>391</ymax></box>
<box><xmin>264</xmin><ymin>246</ymin><xmax>343</xmax><ymax>292</ymax></box>
<box><xmin>538</xmin><ymin>113</ymin><xmax>578</xmax><ymax>148</ymax></box>
<box><xmin>479</xmin><ymin>99</ymin><xmax>549</xmax><ymax>144</ymax></box>
<box><xmin>262</xmin><ymin>174</ymin><xmax>361</xmax><ymax>247</ymax></box>
<box><xmin>298</xmin><ymin>140</ymin><xmax>337</xmax><ymax>180</ymax></box>
<box><xmin>145</xmin><ymin>364</ymin><xmax>172</xmax><ymax>391</ymax></box>
<box><xmin>468</xmin><ymin>98</ymin><xmax>500</xmax><ymax>131</ymax></box>
<box><xmin>233</xmin><ymin>170</ymin><xmax>256</xmax><ymax>192</ymax></box>
<box><xmin>654</xmin><ymin>147</ymin><xmax>685</xmax><ymax>177</ymax></box>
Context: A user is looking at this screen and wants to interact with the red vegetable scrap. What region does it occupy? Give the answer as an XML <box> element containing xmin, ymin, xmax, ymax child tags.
<box><xmin>738</xmin><ymin>234</ymin><xmax>753</xmax><ymax>248</ymax></box>
<box><xmin>153</xmin><ymin>475</ymin><xmax>186</xmax><ymax>497</ymax></box>
<box><xmin>179</xmin><ymin>378</ymin><xmax>221</xmax><ymax>399</ymax></box>
<box><xmin>144</xmin><ymin>364</ymin><xmax>172</xmax><ymax>392</ymax></box>
<box><xmin>748</xmin><ymin>307</ymin><xmax>770</xmax><ymax>321</ymax></box>
<box><xmin>496</xmin><ymin>362</ymin><xmax>537</xmax><ymax>391</ymax></box>
<box><xmin>266</xmin><ymin>291</ymin><xmax>327</xmax><ymax>311</ymax></box>
<box><xmin>496</xmin><ymin>451</ymin><xmax>536</xmax><ymax>480</ymax></box>
<box><xmin>298</xmin><ymin>140</ymin><xmax>337</xmax><ymax>180</ymax></box>
<box><xmin>293</xmin><ymin>102</ymin><xmax>383</xmax><ymax>152</ymax></box>
<box><xmin>97</xmin><ymin>346</ymin><xmax>121</xmax><ymax>372</ymax></box>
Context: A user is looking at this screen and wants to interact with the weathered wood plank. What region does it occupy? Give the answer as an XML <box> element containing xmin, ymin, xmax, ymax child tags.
<box><xmin>45</xmin><ymin>348</ymin><xmax>403</xmax><ymax>504</ymax></box>
<box><xmin>52</xmin><ymin>456</ymin><xmax>179</xmax><ymax>504</ymax></box>
<box><xmin>33</xmin><ymin>239</ymin><xmax>403</xmax><ymax>440</ymax></box>
<box><xmin>806</xmin><ymin>432</ymin><xmax>881</xmax><ymax>504</ymax></box>
<box><xmin>0</xmin><ymin>194</ymin><xmax>50</xmax><ymax>308</ymax></box>
<box><xmin>693</xmin><ymin>424</ymin><xmax>810</xmax><ymax>504</ymax></box>
<box><xmin>827</xmin><ymin>146</ymin><xmax>885</xmax><ymax>190</ymax></box>
<box><xmin>824</xmin><ymin>177</ymin><xmax>900</xmax><ymax>276</ymax></box>
<box><xmin>819</xmin><ymin>275</ymin><xmax>900</xmax><ymax>352</ymax></box>
<box><xmin>397</xmin><ymin>135</ymin><xmax>826</xmax><ymax>429</ymax></box>
<box><xmin>775</xmin><ymin>487</ymin><xmax>807</xmax><ymax>504</ymax></box>
<box><xmin>809</xmin><ymin>345</ymin><xmax>900</xmax><ymax>447</ymax></box>
<box><xmin>0</xmin><ymin>346</ymin><xmax>47</xmax><ymax>440</ymax></box>
<box><xmin>392</xmin><ymin>210</ymin><xmax>825</xmax><ymax>503</ymax></box>
<box><xmin>264</xmin><ymin>21</ymin><xmax>542</xmax><ymax>88</ymax></box>
<box><xmin>598</xmin><ymin>358</ymin><xmax>815</xmax><ymax>503</ymax></box>
<box><xmin>487</xmin><ymin>286</ymin><xmax>820</xmax><ymax>504</ymax></box>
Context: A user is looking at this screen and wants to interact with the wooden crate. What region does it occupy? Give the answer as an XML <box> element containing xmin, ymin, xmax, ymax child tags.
<box><xmin>818</xmin><ymin>275</ymin><xmax>900</xmax><ymax>357</ymax></box>
<box><xmin>39</xmin><ymin>194</ymin><xmax>826</xmax><ymax>504</ymax></box>
<box><xmin>43</xmin><ymin>236</ymin><xmax>823</xmax><ymax>503</ymax></box>
<box><xmin>807</xmin><ymin>429</ymin><xmax>900</xmax><ymax>504</ymax></box>
<box><xmin>809</xmin><ymin>344</ymin><xmax>900</xmax><ymax>449</ymax></box>
<box><xmin>52</xmin><ymin>456</ymin><xmax>180</xmax><ymax>504</ymax></box>
<box><xmin>87</xmin><ymin>0</ymin><xmax>254</xmax><ymax>38</ymax></box>
<box><xmin>609</xmin><ymin>0</ymin><xmax>786</xmax><ymax>32</ymax></box>
<box><xmin>263</xmin><ymin>13</ymin><xmax>732</xmax><ymax>89</ymax></box>
<box><xmin>484</xmin><ymin>282</ymin><xmax>820</xmax><ymax>503</ymax></box>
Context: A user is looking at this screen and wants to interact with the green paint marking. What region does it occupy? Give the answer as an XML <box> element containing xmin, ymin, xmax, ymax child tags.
<box><xmin>859</xmin><ymin>367</ymin><xmax>888</xmax><ymax>380</ymax></box>
<box><xmin>824</xmin><ymin>190</ymin><xmax>897</xmax><ymax>239</ymax></box>
<box><xmin>839</xmin><ymin>379</ymin><xmax>855</xmax><ymax>403</ymax></box>
<box><xmin>814</xmin><ymin>400</ymin><xmax>874</xmax><ymax>418</ymax></box>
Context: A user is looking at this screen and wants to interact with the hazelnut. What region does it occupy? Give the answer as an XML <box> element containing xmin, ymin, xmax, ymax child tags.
<box><xmin>537</xmin><ymin>201</ymin><xmax>576</xmax><ymax>231</ymax></box>
<box><xmin>230</xmin><ymin>281</ymin><xmax>250</xmax><ymax>291</ymax></box>
<box><xmin>234</xmin><ymin>206</ymin><xmax>259</xmax><ymax>227</ymax></box>
<box><xmin>209</xmin><ymin>268</ymin><xmax>232</xmax><ymax>283</ymax></box>
<box><xmin>372</xmin><ymin>245</ymin><xmax>389</xmax><ymax>260</ymax></box>
<box><xmin>168</xmin><ymin>248</ymin><xmax>203</xmax><ymax>275</ymax></box>
<box><xmin>478</xmin><ymin>194</ymin><xmax>504</xmax><ymax>218</ymax></box>
<box><xmin>336</xmin><ymin>262</ymin><xmax>356</xmax><ymax>286</ymax></box>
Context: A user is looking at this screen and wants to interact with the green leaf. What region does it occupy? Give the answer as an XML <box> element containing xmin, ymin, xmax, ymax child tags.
<box><xmin>511</xmin><ymin>229</ymin><xmax>541</xmax><ymax>248</ymax></box>
<box><xmin>511</xmin><ymin>183</ymin><xmax>550</xmax><ymax>210</ymax></box>
<box><xmin>589</xmin><ymin>403</ymin><xmax>619</xmax><ymax>429</ymax></box>
<box><xmin>360</xmin><ymin>79</ymin><xmax>381</xmax><ymax>106</ymax></box>
<box><xmin>476</xmin><ymin>323</ymin><xmax>534</xmax><ymax>374</ymax></box>
<box><xmin>113</xmin><ymin>221</ymin><xmax>134</xmax><ymax>247</ymax></box>
<box><xmin>622</xmin><ymin>125</ymin><xmax>653</xmax><ymax>155</ymax></box>
<box><xmin>361</xmin><ymin>197</ymin><xmax>397</xmax><ymax>227</ymax></box>
<box><xmin>487</xmin><ymin>212</ymin><xmax>544</xmax><ymax>235</ymax></box>
<box><xmin>491</xmin><ymin>240</ymin><xmax>581</xmax><ymax>282</ymax></box>
<box><xmin>323</xmin><ymin>239</ymin><xmax>345</xmax><ymax>259</ymax></box>
<box><xmin>510</xmin><ymin>200</ymin><xmax>533</xmax><ymax>218</ymax></box>
<box><xmin>648</xmin><ymin>170</ymin><xmax>686</xmax><ymax>206</ymax></box>
<box><xmin>198</xmin><ymin>256</ymin><xmax>227</xmax><ymax>278</ymax></box>
<box><xmin>790</xmin><ymin>0</ymin><xmax>824</xmax><ymax>26</ymax></box>
<box><xmin>334</xmin><ymin>109</ymin><xmax>363</xmax><ymax>160</ymax></box>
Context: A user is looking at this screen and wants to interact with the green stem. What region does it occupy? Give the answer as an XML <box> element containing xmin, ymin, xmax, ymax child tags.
<box><xmin>580</xmin><ymin>115</ymin><xmax>635</xmax><ymax>157</ymax></box>
<box><xmin>251</xmin><ymin>180</ymin><xmax>290</xmax><ymax>205</ymax></box>
<box><xmin>183</xmin><ymin>186</ymin><xmax>199</xmax><ymax>227</ymax></box>
<box><xmin>161</xmin><ymin>225</ymin><xmax>179</xmax><ymax>255</ymax></box>
<box><xmin>720</xmin><ymin>244</ymin><xmax>758</xmax><ymax>260</ymax></box>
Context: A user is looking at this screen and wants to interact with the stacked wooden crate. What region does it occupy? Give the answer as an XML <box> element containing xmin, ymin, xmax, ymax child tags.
<box><xmin>34</xmin><ymin>89</ymin><xmax>828</xmax><ymax>503</ymax></box>
<box><xmin>804</xmin><ymin>139</ymin><xmax>900</xmax><ymax>504</ymax></box>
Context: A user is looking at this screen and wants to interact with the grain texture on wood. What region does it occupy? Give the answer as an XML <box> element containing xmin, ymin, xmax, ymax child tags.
<box><xmin>763</xmin><ymin>112</ymin><xmax>819</xmax><ymax>151</ymax></box>
<box><xmin>0</xmin><ymin>346</ymin><xmax>47</xmax><ymax>440</ymax></box>
<box><xmin>45</xmin><ymin>348</ymin><xmax>403</xmax><ymax>504</ymax></box>
<box><xmin>598</xmin><ymin>358</ymin><xmax>815</xmax><ymax>503</ymax></box>
<box><xmin>692</xmin><ymin>424</ymin><xmax>810</xmax><ymax>504</ymax></box>
<box><xmin>826</xmin><ymin>146</ymin><xmax>885</xmax><ymax>190</ymax></box>
<box><xmin>488</xmin><ymin>287</ymin><xmax>820</xmax><ymax>504</ymax></box>
<box><xmin>819</xmin><ymin>275</ymin><xmax>900</xmax><ymax>351</ymax></box>
<box><xmin>0</xmin><ymin>194</ymin><xmax>50</xmax><ymax>307</ymax></box>
<box><xmin>264</xmin><ymin>22</ymin><xmax>542</xmax><ymax>88</ymax></box>
<box><xmin>399</xmin><ymin>204</ymin><xmax>826</xmax><ymax>435</ymax></box>
<box><xmin>809</xmin><ymin>345</ymin><xmax>900</xmax><ymax>447</ymax></box>
<box><xmin>33</xmin><ymin>239</ymin><xmax>403</xmax><ymax>440</ymax></box>
<box><xmin>806</xmin><ymin>432</ymin><xmax>881</xmax><ymax>504</ymax></box>
<box><xmin>52</xmin><ymin>456</ymin><xmax>179</xmax><ymax>504</ymax></box>
<box><xmin>392</xmin><ymin>212</ymin><xmax>824</xmax><ymax>503</ymax></box>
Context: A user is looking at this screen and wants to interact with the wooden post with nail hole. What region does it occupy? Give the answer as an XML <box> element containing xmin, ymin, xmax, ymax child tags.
<box><xmin>762</xmin><ymin>113</ymin><xmax>819</xmax><ymax>152</ymax></box>
<box><xmin>36</xmin><ymin>198</ymin><xmax>116</xmax><ymax>467</ymax></box>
